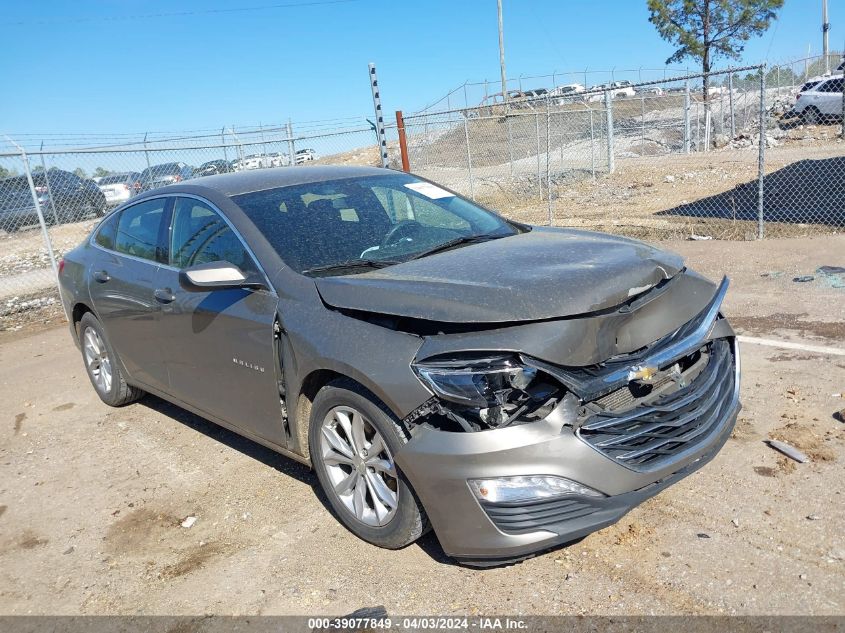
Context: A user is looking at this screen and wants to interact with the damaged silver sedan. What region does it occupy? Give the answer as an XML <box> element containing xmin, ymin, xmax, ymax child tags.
<box><xmin>58</xmin><ymin>166</ymin><xmax>740</xmax><ymax>566</ymax></box>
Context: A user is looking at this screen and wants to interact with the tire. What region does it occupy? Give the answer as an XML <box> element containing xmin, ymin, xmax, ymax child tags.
<box><xmin>802</xmin><ymin>107</ymin><xmax>820</xmax><ymax>125</ymax></box>
<box><xmin>78</xmin><ymin>312</ymin><xmax>144</xmax><ymax>407</ymax></box>
<box><xmin>90</xmin><ymin>193</ymin><xmax>107</xmax><ymax>218</ymax></box>
<box><xmin>309</xmin><ymin>378</ymin><xmax>429</xmax><ymax>549</ymax></box>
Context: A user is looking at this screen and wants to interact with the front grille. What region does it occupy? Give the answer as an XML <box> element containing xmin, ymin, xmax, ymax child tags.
<box><xmin>577</xmin><ymin>338</ymin><xmax>736</xmax><ymax>470</ymax></box>
<box><xmin>481</xmin><ymin>497</ymin><xmax>602</xmax><ymax>534</ymax></box>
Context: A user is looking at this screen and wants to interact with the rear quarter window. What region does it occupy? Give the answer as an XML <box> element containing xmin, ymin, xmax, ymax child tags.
<box><xmin>94</xmin><ymin>213</ymin><xmax>119</xmax><ymax>250</ymax></box>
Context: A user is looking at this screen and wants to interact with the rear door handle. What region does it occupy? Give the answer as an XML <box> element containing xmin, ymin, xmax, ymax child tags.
<box><xmin>153</xmin><ymin>288</ymin><xmax>175</xmax><ymax>304</ymax></box>
<box><xmin>93</xmin><ymin>270</ymin><xmax>110</xmax><ymax>283</ymax></box>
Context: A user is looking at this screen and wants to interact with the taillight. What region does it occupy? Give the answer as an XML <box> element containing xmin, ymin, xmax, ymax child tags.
<box><xmin>122</xmin><ymin>183</ymin><xmax>130</xmax><ymax>191</ymax></box>
<box><xmin>58</xmin><ymin>259</ymin><xmax>65</xmax><ymax>275</ymax></box>
<box><xmin>173</xmin><ymin>174</ymin><xmax>182</xmax><ymax>182</ymax></box>
<box><xmin>133</xmin><ymin>181</ymin><xmax>141</xmax><ymax>190</ymax></box>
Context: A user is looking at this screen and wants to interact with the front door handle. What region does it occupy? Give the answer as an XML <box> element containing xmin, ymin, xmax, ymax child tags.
<box><xmin>153</xmin><ymin>288</ymin><xmax>175</xmax><ymax>304</ymax></box>
<box><xmin>93</xmin><ymin>270</ymin><xmax>110</xmax><ymax>283</ymax></box>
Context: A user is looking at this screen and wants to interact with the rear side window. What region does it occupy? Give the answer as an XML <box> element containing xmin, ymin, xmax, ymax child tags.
<box><xmin>819</xmin><ymin>78</ymin><xmax>844</xmax><ymax>93</ymax></box>
<box><xmin>170</xmin><ymin>197</ymin><xmax>258</xmax><ymax>274</ymax></box>
<box><xmin>115</xmin><ymin>198</ymin><xmax>167</xmax><ymax>262</ymax></box>
<box><xmin>94</xmin><ymin>213</ymin><xmax>119</xmax><ymax>250</ymax></box>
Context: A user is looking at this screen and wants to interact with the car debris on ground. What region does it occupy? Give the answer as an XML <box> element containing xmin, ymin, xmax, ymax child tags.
<box><xmin>765</xmin><ymin>439</ymin><xmax>809</xmax><ymax>463</ymax></box>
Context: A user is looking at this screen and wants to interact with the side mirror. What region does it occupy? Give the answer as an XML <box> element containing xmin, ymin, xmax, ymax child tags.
<box><xmin>178</xmin><ymin>261</ymin><xmax>260</xmax><ymax>292</ymax></box>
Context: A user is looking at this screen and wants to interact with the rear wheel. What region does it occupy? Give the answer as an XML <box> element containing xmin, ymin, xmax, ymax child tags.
<box><xmin>309</xmin><ymin>379</ymin><xmax>428</xmax><ymax>549</ymax></box>
<box><xmin>79</xmin><ymin>313</ymin><xmax>144</xmax><ymax>407</ymax></box>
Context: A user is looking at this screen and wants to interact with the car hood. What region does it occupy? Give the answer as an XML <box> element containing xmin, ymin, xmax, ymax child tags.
<box><xmin>314</xmin><ymin>227</ymin><xmax>684</xmax><ymax>323</ymax></box>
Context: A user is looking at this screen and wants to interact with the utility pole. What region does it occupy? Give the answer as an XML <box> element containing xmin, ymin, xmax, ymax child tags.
<box><xmin>823</xmin><ymin>0</ymin><xmax>830</xmax><ymax>74</ymax></box>
<box><xmin>497</xmin><ymin>0</ymin><xmax>508</xmax><ymax>104</ymax></box>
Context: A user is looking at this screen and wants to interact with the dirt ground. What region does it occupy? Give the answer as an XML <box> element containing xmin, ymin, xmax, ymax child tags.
<box><xmin>0</xmin><ymin>236</ymin><xmax>844</xmax><ymax>616</ymax></box>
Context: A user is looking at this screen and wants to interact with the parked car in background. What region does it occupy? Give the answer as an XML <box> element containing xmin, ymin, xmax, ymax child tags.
<box><xmin>0</xmin><ymin>168</ymin><xmax>106</xmax><ymax>232</ymax></box>
<box><xmin>587</xmin><ymin>81</ymin><xmax>636</xmax><ymax>101</ymax></box>
<box><xmin>238</xmin><ymin>154</ymin><xmax>272</xmax><ymax>170</ymax></box>
<box><xmin>268</xmin><ymin>152</ymin><xmax>290</xmax><ymax>167</ymax></box>
<box><xmin>551</xmin><ymin>83</ymin><xmax>585</xmax><ymax>104</ymax></box>
<box><xmin>97</xmin><ymin>172</ymin><xmax>141</xmax><ymax>207</ymax></box>
<box><xmin>59</xmin><ymin>166</ymin><xmax>739</xmax><ymax>566</ymax></box>
<box><xmin>792</xmin><ymin>75</ymin><xmax>844</xmax><ymax>123</ymax></box>
<box><xmin>195</xmin><ymin>160</ymin><xmax>231</xmax><ymax>178</ymax></box>
<box><xmin>139</xmin><ymin>162</ymin><xmax>192</xmax><ymax>191</ymax></box>
<box><xmin>295</xmin><ymin>148</ymin><xmax>318</xmax><ymax>164</ymax></box>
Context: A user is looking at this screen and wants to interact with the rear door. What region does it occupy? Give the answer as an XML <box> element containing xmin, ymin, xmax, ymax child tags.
<box><xmin>154</xmin><ymin>196</ymin><xmax>285</xmax><ymax>445</ymax></box>
<box><xmin>87</xmin><ymin>197</ymin><xmax>171</xmax><ymax>391</ymax></box>
<box><xmin>817</xmin><ymin>77</ymin><xmax>844</xmax><ymax>114</ymax></box>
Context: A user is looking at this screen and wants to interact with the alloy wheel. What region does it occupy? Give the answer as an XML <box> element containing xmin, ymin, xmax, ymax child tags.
<box><xmin>320</xmin><ymin>405</ymin><xmax>398</xmax><ymax>527</ymax></box>
<box><xmin>83</xmin><ymin>326</ymin><xmax>113</xmax><ymax>394</ymax></box>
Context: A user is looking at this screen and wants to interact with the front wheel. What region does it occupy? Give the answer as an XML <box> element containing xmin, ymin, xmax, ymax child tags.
<box><xmin>309</xmin><ymin>379</ymin><xmax>428</xmax><ymax>549</ymax></box>
<box><xmin>79</xmin><ymin>313</ymin><xmax>144</xmax><ymax>407</ymax></box>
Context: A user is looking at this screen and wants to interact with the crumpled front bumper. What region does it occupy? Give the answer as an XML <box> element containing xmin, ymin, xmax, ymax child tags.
<box><xmin>394</xmin><ymin>323</ymin><xmax>740</xmax><ymax>565</ymax></box>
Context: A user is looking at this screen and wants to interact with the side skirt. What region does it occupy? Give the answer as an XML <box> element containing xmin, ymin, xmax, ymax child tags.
<box><xmin>130</xmin><ymin>381</ymin><xmax>312</xmax><ymax>468</ymax></box>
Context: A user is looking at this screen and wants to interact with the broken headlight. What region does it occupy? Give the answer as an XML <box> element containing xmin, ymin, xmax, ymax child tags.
<box><xmin>413</xmin><ymin>355</ymin><xmax>535</xmax><ymax>406</ymax></box>
<box><xmin>412</xmin><ymin>355</ymin><xmax>560</xmax><ymax>430</ymax></box>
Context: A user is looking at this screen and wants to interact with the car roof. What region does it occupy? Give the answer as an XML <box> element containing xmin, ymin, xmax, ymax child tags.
<box><xmin>145</xmin><ymin>165</ymin><xmax>389</xmax><ymax>198</ymax></box>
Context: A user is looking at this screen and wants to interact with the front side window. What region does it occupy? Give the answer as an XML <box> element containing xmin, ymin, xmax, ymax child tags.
<box><xmin>170</xmin><ymin>197</ymin><xmax>258</xmax><ymax>275</ymax></box>
<box><xmin>231</xmin><ymin>173</ymin><xmax>519</xmax><ymax>275</ymax></box>
<box><xmin>115</xmin><ymin>198</ymin><xmax>167</xmax><ymax>262</ymax></box>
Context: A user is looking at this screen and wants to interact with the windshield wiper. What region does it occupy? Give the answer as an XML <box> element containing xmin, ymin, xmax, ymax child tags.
<box><xmin>302</xmin><ymin>259</ymin><xmax>402</xmax><ymax>276</ymax></box>
<box><xmin>407</xmin><ymin>234</ymin><xmax>501</xmax><ymax>261</ymax></box>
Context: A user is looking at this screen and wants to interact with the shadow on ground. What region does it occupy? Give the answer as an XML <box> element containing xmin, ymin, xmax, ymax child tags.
<box><xmin>656</xmin><ymin>156</ymin><xmax>845</xmax><ymax>226</ymax></box>
<box><xmin>138</xmin><ymin>394</ymin><xmax>458</xmax><ymax>565</ymax></box>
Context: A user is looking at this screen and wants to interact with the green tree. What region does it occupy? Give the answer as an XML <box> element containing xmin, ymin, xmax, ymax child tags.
<box><xmin>93</xmin><ymin>166</ymin><xmax>111</xmax><ymax>178</ymax></box>
<box><xmin>648</xmin><ymin>0</ymin><xmax>783</xmax><ymax>108</ymax></box>
<box><xmin>73</xmin><ymin>167</ymin><xmax>87</xmax><ymax>179</ymax></box>
<box><xmin>0</xmin><ymin>165</ymin><xmax>17</xmax><ymax>179</ymax></box>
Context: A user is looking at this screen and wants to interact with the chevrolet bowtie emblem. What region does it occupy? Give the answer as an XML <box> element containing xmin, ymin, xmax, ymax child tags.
<box><xmin>628</xmin><ymin>364</ymin><xmax>659</xmax><ymax>382</ymax></box>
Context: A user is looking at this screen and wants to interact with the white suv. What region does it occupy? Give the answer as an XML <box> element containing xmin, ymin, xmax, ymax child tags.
<box><xmin>793</xmin><ymin>75</ymin><xmax>843</xmax><ymax>123</ymax></box>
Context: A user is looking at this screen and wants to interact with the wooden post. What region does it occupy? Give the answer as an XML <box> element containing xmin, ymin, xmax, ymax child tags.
<box><xmin>395</xmin><ymin>110</ymin><xmax>410</xmax><ymax>172</ymax></box>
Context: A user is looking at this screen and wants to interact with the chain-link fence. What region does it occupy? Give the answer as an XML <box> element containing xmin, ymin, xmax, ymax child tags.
<box><xmin>1</xmin><ymin>57</ymin><xmax>843</xmax><ymax>328</ymax></box>
<box><xmin>403</xmin><ymin>60</ymin><xmax>844</xmax><ymax>241</ymax></box>
<box><xmin>0</xmin><ymin>123</ymin><xmax>399</xmax><ymax>329</ymax></box>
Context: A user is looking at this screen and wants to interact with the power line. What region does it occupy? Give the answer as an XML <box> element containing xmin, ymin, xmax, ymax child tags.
<box><xmin>1</xmin><ymin>0</ymin><xmax>361</xmax><ymax>27</ymax></box>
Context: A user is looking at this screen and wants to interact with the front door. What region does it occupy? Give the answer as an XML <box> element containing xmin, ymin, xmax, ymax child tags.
<box><xmin>155</xmin><ymin>196</ymin><xmax>285</xmax><ymax>446</ymax></box>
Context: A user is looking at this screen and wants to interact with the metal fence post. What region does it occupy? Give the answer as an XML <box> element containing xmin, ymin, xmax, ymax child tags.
<box><xmin>728</xmin><ymin>71</ymin><xmax>736</xmax><ymax>138</ymax></box>
<box><xmin>757</xmin><ymin>67</ymin><xmax>767</xmax><ymax>239</ymax></box>
<box><xmin>641</xmin><ymin>94</ymin><xmax>646</xmax><ymax>155</ymax></box>
<box><xmin>287</xmin><ymin>120</ymin><xmax>295</xmax><ymax>167</ymax></box>
<box><xmin>463</xmin><ymin>118</ymin><xmax>475</xmax><ymax>200</ymax></box>
<box><xmin>11</xmin><ymin>142</ymin><xmax>63</xmax><ymax>315</ymax></box>
<box><xmin>684</xmin><ymin>80</ymin><xmax>691</xmax><ymax>153</ymax></box>
<box><xmin>589</xmin><ymin>108</ymin><xmax>596</xmax><ymax>179</ymax></box>
<box><xmin>535</xmin><ymin>112</ymin><xmax>542</xmax><ymax>198</ymax></box>
<box><xmin>38</xmin><ymin>146</ymin><xmax>60</xmax><ymax>225</ymax></box>
<box><xmin>507</xmin><ymin>115</ymin><xmax>514</xmax><ymax>178</ymax></box>
<box><xmin>604</xmin><ymin>90</ymin><xmax>614</xmax><ymax>174</ymax></box>
<box><xmin>221</xmin><ymin>128</ymin><xmax>229</xmax><ymax>165</ymax></box>
<box><xmin>546</xmin><ymin>97</ymin><xmax>552</xmax><ymax>225</ymax></box>
<box><xmin>143</xmin><ymin>132</ymin><xmax>151</xmax><ymax>171</ymax></box>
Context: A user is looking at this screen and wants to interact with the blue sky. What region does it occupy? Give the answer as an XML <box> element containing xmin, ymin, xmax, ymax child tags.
<box><xmin>0</xmin><ymin>0</ymin><xmax>840</xmax><ymax>138</ymax></box>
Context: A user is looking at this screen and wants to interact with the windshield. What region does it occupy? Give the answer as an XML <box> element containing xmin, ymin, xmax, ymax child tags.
<box><xmin>231</xmin><ymin>173</ymin><xmax>519</xmax><ymax>275</ymax></box>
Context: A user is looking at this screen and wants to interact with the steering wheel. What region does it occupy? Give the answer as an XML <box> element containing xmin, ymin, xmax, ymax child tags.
<box><xmin>381</xmin><ymin>220</ymin><xmax>423</xmax><ymax>247</ymax></box>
